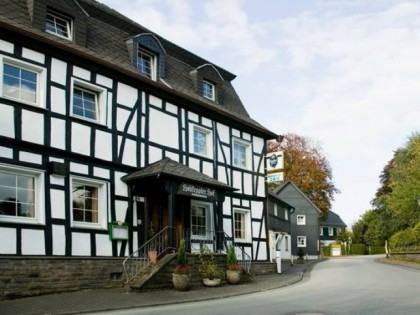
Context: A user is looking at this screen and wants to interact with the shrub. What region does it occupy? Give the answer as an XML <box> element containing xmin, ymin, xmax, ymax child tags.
<box><xmin>350</xmin><ymin>243</ymin><xmax>366</xmax><ymax>255</ymax></box>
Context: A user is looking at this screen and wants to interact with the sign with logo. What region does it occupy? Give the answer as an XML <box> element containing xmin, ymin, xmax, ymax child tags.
<box><xmin>266</xmin><ymin>172</ymin><xmax>284</xmax><ymax>183</ymax></box>
<box><xmin>266</xmin><ymin>151</ymin><xmax>284</xmax><ymax>173</ymax></box>
<box><xmin>177</xmin><ymin>183</ymin><xmax>218</xmax><ymax>201</ymax></box>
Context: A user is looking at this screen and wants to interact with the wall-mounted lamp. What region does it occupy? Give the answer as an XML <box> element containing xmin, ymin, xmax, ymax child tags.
<box><xmin>276</xmin><ymin>135</ymin><xmax>285</xmax><ymax>143</ymax></box>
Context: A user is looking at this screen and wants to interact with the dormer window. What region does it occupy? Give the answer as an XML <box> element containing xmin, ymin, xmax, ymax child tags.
<box><xmin>137</xmin><ymin>49</ymin><xmax>156</xmax><ymax>80</ymax></box>
<box><xmin>45</xmin><ymin>9</ymin><xmax>73</xmax><ymax>40</ymax></box>
<box><xmin>203</xmin><ymin>80</ymin><xmax>215</xmax><ymax>101</ymax></box>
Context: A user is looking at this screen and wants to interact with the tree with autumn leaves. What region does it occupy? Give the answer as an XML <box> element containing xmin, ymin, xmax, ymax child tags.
<box><xmin>267</xmin><ymin>133</ymin><xmax>339</xmax><ymax>219</ymax></box>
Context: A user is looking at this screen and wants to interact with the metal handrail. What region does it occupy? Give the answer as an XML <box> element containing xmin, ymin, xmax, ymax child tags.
<box><xmin>223</xmin><ymin>232</ymin><xmax>252</xmax><ymax>273</ymax></box>
<box><xmin>122</xmin><ymin>226</ymin><xmax>174</xmax><ymax>284</ymax></box>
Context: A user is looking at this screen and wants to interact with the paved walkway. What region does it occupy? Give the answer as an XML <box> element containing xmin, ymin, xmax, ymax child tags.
<box><xmin>0</xmin><ymin>261</ymin><xmax>319</xmax><ymax>315</ymax></box>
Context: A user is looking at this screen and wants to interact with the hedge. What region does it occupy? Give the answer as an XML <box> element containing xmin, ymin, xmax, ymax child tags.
<box><xmin>350</xmin><ymin>244</ymin><xmax>366</xmax><ymax>255</ymax></box>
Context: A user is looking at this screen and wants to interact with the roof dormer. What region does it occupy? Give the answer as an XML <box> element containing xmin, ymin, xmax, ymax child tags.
<box><xmin>127</xmin><ymin>33</ymin><xmax>166</xmax><ymax>81</ymax></box>
<box><xmin>190</xmin><ymin>64</ymin><xmax>225</xmax><ymax>104</ymax></box>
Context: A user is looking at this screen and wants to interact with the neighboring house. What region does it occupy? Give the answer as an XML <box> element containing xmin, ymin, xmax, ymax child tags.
<box><xmin>272</xmin><ymin>181</ymin><xmax>321</xmax><ymax>259</ymax></box>
<box><xmin>0</xmin><ymin>0</ymin><xmax>277</xmax><ymax>298</ymax></box>
<box><xmin>319</xmin><ymin>210</ymin><xmax>347</xmax><ymax>246</ymax></box>
<box><xmin>267</xmin><ymin>192</ymin><xmax>293</xmax><ymax>261</ymax></box>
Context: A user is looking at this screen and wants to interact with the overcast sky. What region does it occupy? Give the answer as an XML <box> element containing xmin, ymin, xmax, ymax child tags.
<box><xmin>100</xmin><ymin>0</ymin><xmax>420</xmax><ymax>226</ymax></box>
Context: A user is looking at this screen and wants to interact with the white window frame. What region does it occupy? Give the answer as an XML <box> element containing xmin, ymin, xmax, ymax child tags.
<box><xmin>70</xmin><ymin>78</ymin><xmax>107</xmax><ymax>125</ymax></box>
<box><xmin>191</xmin><ymin>200</ymin><xmax>213</xmax><ymax>240</ymax></box>
<box><xmin>232</xmin><ymin>138</ymin><xmax>251</xmax><ymax>169</ymax></box>
<box><xmin>190</xmin><ymin>125</ymin><xmax>213</xmax><ymax>158</ymax></box>
<box><xmin>0</xmin><ymin>163</ymin><xmax>45</xmax><ymax>225</ymax></box>
<box><xmin>233</xmin><ymin>208</ymin><xmax>251</xmax><ymax>243</ymax></box>
<box><xmin>70</xmin><ymin>176</ymin><xmax>108</xmax><ymax>230</ymax></box>
<box><xmin>137</xmin><ymin>48</ymin><xmax>157</xmax><ymax>80</ymax></box>
<box><xmin>285</xmin><ymin>208</ymin><xmax>289</xmax><ymax>220</ymax></box>
<box><xmin>45</xmin><ymin>9</ymin><xmax>73</xmax><ymax>40</ymax></box>
<box><xmin>202</xmin><ymin>80</ymin><xmax>215</xmax><ymax>101</ymax></box>
<box><xmin>297</xmin><ymin>236</ymin><xmax>307</xmax><ymax>247</ymax></box>
<box><xmin>297</xmin><ymin>214</ymin><xmax>306</xmax><ymax>225</ymax></box>
<box><xmin>329</xmin><ymin>227</ymin><xmax>334</xmax><ymax>236</ymax></box>
<box><xmin>0</xmin><ymin>56</ymin><xmax>46</xmax><ymax>108</ymax></box>
<box><xmin>273</xmin><ymin>203</ymin><xmax>278</xmax><ymax>217</ymax></box>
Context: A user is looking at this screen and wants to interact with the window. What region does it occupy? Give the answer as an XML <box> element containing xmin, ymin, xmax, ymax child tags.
<box><xmin>202</xmin><ymin>80</ymin><xmax>215</xmax><ymax>101</ymax></box>
<box><xmin>190</xmin><ymin>125</ymin><xmax>213</xmax><ymax>158</ymax></box>
<box><xmin>0</xmin><ymin>164</ymin><xmax>44</xmax><ymax>224</ymax></box>
<box><xmin>233</xmin><ymin>139</ymin><xmax>250</xmax><ymax>169</ymax></box>
<box><xmin>191</xmin><ymin>201</ymin><xmax>213</xmax><ymax>239</ymax></box>
<box><xmin>71</xmin><ymin>177</ymin><xmax>108</xmax><ymax>229</ymax></box>
<box><xmin>45</xmin><ymin>9</ymin><xmax>72</xmax><ymax>40</ymax></box>
<box><xmin>297</xmin><ymin>214</ymin><xmax>306</xmax><ymax>225</ymax></box>
<box><xmin>297</xmin><ymin>236</ymin><xmax>306</xmax><ymax>247</ymax></box>
<box><xmin>273</xmin><ymin>203</ymin><xmax>278</xmax><ymax>216</ymax></box>
<box><xmin>329</xmin><ymin>227</ymin><xmax>334</xmax><ymax>236</ymax></box>
<box><xmin>285</xmin><ymin>208</ymin><xmax>289</xmax><ymax>220</ymax></box>
<box><xmin>233</xmin><ymin>208</ymin><xmax>251</xmax><ymax>242</ymax></box>
<box><xmin>71</xmin><ymin>79</ymin><xmax>107</xmax><ymax>124</ymax></box>
<box><xmin>137</xmin><ymin>49</ymin><xmax>156</xmax><ymax>80</ymax></box>
<box><xmin>1</xmin><ymin>57</ymin><xmax>46</xmax><ymax>107</ymax></box>
<box><xmin>285</xmin><ymin>236</ymin><xmax>289</xmax><ymax>251</ymax></box>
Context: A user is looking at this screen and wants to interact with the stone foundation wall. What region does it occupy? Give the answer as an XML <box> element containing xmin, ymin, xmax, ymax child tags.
<box><xmin>389</xmin><ymin>252</ymin><xmax>420</xmax><ymax>263</ymax></box>
<box><xmin>0</xmin><ymin>257</ymin><xmax>124</xmax><ymax>300</ymax></box>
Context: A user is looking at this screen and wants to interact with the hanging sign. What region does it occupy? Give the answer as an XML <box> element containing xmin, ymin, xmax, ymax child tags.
<box><xmin>266</xmin><ymin>151</ymin><xmax>284</xmax><ymax>173</ymax></box>
<box><xmin>177</xmin><ymin>183</ymin><xmax>218</xmax><ymax>201</ymax></box>
<box><xmin>266</xmin><ymin>172</ymin><xmax>284</xmax><ymax>183</ymax></box>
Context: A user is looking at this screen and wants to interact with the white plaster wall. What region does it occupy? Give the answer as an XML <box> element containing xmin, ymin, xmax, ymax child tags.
<box><xmin>73</xmin><ymin>66</ymin><xmax>91</xmax><ymax>81</ymax></box>
<box><xmin>223</xmin><ymin>197</ymin><xmax>231</xmax><ymax>216</ymax></box>
<box><xmin>120</xmin><ymin>137</ymin><xmax>137</xmax><ymax>167</ymax></box>
<box><xmin>255</xmin><ymin>240</ymin><xmax>267</xmax><ymax>260</ymax></box>
<box><xmin>188</xmin><ymin>111</ymin><xmax>199</xmax><ymax>123</ymax></box>
<box><xmin>22</xmin><ymin>229</ymin><xmax>45</xmax><ymax>255</ymax></box>
<box><xmin>50</xmin><ymin>118</ymin><xmax>66</xmax><ymax>150</ymax></box>
<box><xmin>223</xmin><ymin>218</ymin><xmax>233</xmax><ymax>237</ymax></box>
<box><xmin>166</xmin><ymin>102</ymin><xmax>177</xmax><ymax>115</ymax></box>
<box><xmin>232</xmin><ymin>170</ymin><xmax>242</xmax><ymax>192</ymax></box>
<box><xmin>50</xmin><ymin>86</ymin><xmax>66</xmax><ymax>115</ymax></box>
<box><xmin>117</xmin><ymin>82</ymin><xmax>137</xmax><ymax>107</ymax></box>
<box><xmin>96</xmin><ymin>74</ymin><xmax>113</xmax><ymax>89</ymax></box>
<box><xmin>115</xmin><ymin>200</ymin><xmax>128</xmax><ymax>223</ymax></box>
<box><xmin>257</xmin><ymin>175</ymin><xmax>265</xmax><ymax>197</ymax></box>
<box><xmin>251</xmin><ymin>201</ymin><xmax>263</xmax><ymax>219</ymax></box>
<box><xmin>0</xmin><ymin>227</ymin><xmax>16</xmax><ymax>254</ymax></box>
<box><xmin>216</xmin><ymin>123</ymin><xmax>229</xmax><ymax>144</ymax></box>
<box><xmin>72</xmin><ymin>232</ymin><xmax>91</xmax><ymax>256</ymax></box>
<box><xmin>95</xmin><ymin>130</ymin><xmax>112</xmax><ymax>161</ymax></box>
<box><xmin>0</xmin><ymin>39</ymin><xmax>14</xmax><ymax>53</ymax></box>
<box><xmin>243</xmin><ymin>172</ymin><xmax>253</xmax><ymax>195</ymax></box>
<box><xmin>19</xmin><ymin>151</ymin><xmax>42</xmax><ymax>164</ymax></box>
<box><xmin>0</xmin><ymin>146</ymin><xmax>13</xmax><ymax>159</ymax></box>
<box><xmin>149</xmin><ymin>108</ymin><xmax>179</xmax><ymax>149</ymax></box>
<box><xmin>22</xmin><ymin>48</ymin><xmax>45</xmax><ymax>64</ymax></box>
<box><xmin>50</xmin><ymin>189</ymin><xmax>65</xmax><ymax>219</ymax></box>
<box><xmin>96</xmin><ymin>234</ymin><xmax>112</xmax><ymax>256</ymax></box>
<box><xmin>117</xmin><ymin>107</ymin><xmax>130</xmax><ymax>132</ymax></box>
<box><xmin>70</xmin><ymin>162</ymin><xmax>89</xmax><ymax>175</ymax></box>
<box><xmin>149</xmin><ymin>94</ymin><xmax>162</xmax><ymax>108</ymax></box>
<box><xmin>71</xmin><ymin>123</ymin><xmax>91</xmax><ymax>156</ymax></box>
<box><xmin>50</xmin><ymin>58</ymin><xmax>67</xmax><ymax>85</ymax></box>
<box><xmin>202</xmin><ymin>161</ymin><xmax>213</xmax><ymax>178</ymax></box>
<box><xmin>52</xmin><ymin>225</ymin><xmax>66</xmax><ymax>255</ymax></box>
<box><xmin>165</xmin><ymin>151</ymin><xmax>179</xmax><ymax>161</ymax></box>
<box><xmin>242</xmin><ymin>132</ymin><xmax>251</xmax><ymax>141</ymax></box>
<box><xmin>114</xmin><ymin>172</ymin><xmax>128</xmax><ymax>197</ymax></box>
<box><xmin>148</xmin><ymin>146</ymin><xmax>163</xmax><ymax>163</ymax></box>
<box><xmin>94</xmin><ymin>167</ymin><xmax>110</xmax><ymax>179</ymax></box>
<box><xmin>217</xmin><ymin>165</ymin><xmax>228</xmax><ymax>185</ymax></box>
<box><xmin>253</xmin><ymin>137</ymin><xmax>264</xmax><ymax>155</ymax></box>
<box><xmin>50</xmin><ymin>175</ymin><xmax>65</xmax><ymax>186</ymax></box>
<box><xmin>21</xmin><ymin>110</ymin><xmax>44</xmax><ymax>145</ymax></box>
<box><xmin>188</xmin><ymin>157</ymin><xmax>200</xmax><ymax>172</ymax></box>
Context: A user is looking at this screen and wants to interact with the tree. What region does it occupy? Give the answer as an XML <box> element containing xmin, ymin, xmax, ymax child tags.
<box><xmin>267</xmin><ymin>133</ymin><xmax>339</xmax><ymax>218</ymax></box>
<box><xmin>373</xmin><ymin>132</ymin><xmax>420</xmax><ymax>234</ymax></box>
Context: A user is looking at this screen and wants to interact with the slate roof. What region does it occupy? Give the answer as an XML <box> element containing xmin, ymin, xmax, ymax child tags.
<box><xmin>268</xmin><ymin>192</ymin><xmax>295</xmax><ymax>209</ymax></box>
<box><xmin>0</xmin><ymin>0</ymin><xmax>276</xmax><ymax>139</ymax></box>
<box><xmin>320</xmin><ymin>210</ymin><xmax>347</xmax><ymax>228</ymax></box>
<box><xmin>122</xmin><ymin>158</ymin><xmax>236</xmax><ymax>191</ymax></box>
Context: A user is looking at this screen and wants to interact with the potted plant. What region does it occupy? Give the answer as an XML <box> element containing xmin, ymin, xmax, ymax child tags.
<box><xmin>297</xmin><ymin>248</ymin><xmax>305</xmax><ymax>264</ymax></box>
<box><xmin>199</xmin><ymin>245</ymin><xmax>224</xmax><ymax>287</ymax></box>
<box><xmin>172</xmin><ymin>239</ymin><xmax>191</xmax><ymax>291</ymax></box>
<box><xmin>226</xmin><ymin>245</ymin><xmax>242</xmax><ymax>284</ymax></box>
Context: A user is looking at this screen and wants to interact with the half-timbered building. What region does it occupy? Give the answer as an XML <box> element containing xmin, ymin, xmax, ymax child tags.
<box><xmin>0</xmin><ymin>0</ymin><xmax>278</xmax><ymax>298</ymax></box>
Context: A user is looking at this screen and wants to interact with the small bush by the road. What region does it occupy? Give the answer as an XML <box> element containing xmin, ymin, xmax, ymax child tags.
<box><xmin>369</xmin><ymin>246</ymin><xmax>386</xmax><ymax>255</ymax></box>
<box><xmin>350</xmin><ymin>244</ymin><xmax>366</xmax><ymax>255</ymax></box>
<box><xmin>389</xmin><ymin>223</ymin><xmax>420</xmax><ymax>252</ymax></box>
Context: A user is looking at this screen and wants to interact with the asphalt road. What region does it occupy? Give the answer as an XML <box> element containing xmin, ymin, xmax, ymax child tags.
<box><xmin>84</xmin><ymin>256</ymin><xmax>420</xmax><ymax>315</ymax></box>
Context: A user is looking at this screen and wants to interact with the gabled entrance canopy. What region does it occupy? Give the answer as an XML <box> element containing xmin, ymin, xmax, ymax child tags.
<box><xmin>122</xmin><ymin>158</ymin><xmax>236</xmax><ymax>253</ymax></box>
